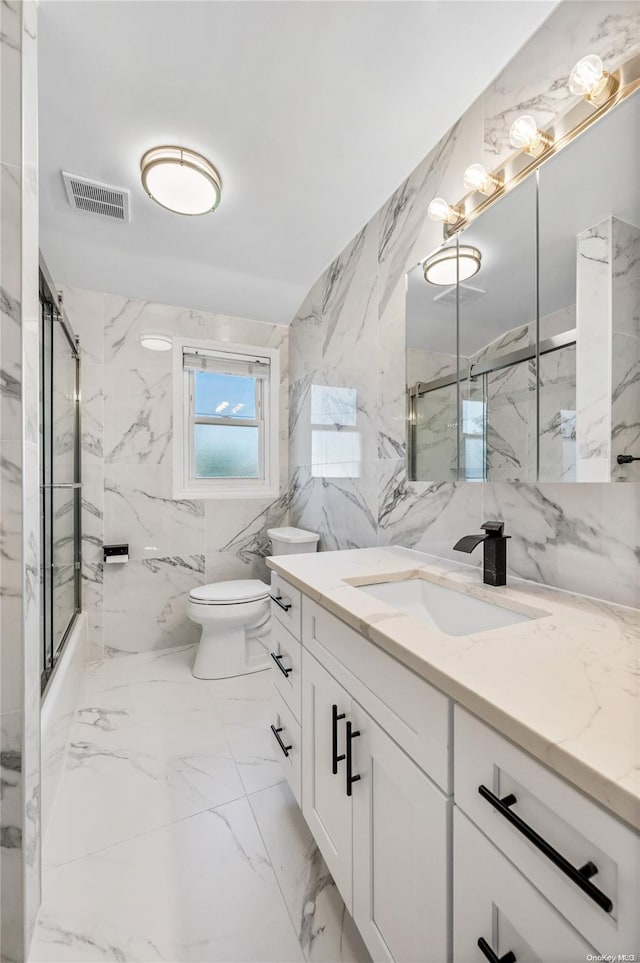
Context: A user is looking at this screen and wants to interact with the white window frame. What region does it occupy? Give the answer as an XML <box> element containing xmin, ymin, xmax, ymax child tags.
<box><xmin>172</xmin><ymin>336</ymin><xmax>280</xmax><ymax>499</ymax></box>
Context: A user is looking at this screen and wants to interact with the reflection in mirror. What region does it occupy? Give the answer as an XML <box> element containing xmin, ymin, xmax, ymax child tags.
<box><xmin>406</xmin><ymin>238</ymin><xmax>459</xmax><ymax>482</ymax></box>
<box><xmin>406</xmin><ymin>177</ymin><xmax>539</xmax><ymax>483</ymax></box>
<box><xmin>458</xmin><ymin>176</ymin><xmax>538</xmax><ymax>483</ymax></box>
<box><xmin>310</xmin><ymin>384</ymin><xmax>361</xmax><ymax>478</ymax></box>
<box><xmin>539</xmin><ymin>90</ymin><xmax>640</xmax><ymax>482</ymax></box>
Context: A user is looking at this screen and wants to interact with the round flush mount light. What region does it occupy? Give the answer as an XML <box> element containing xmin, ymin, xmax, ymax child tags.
<box><xmin>140</xmin><ymin>146</ymin><xmax>222</xmax><ymax>216</ymax></box>
<box><xmin>139</xmin><ymin>334</ymin><xmax>172</xmax><ymax>351</ymax></box>
<box><xmin>423</xmin><ymin>245</ymin><xmax>482</xmax><ymax>285</ymax></box>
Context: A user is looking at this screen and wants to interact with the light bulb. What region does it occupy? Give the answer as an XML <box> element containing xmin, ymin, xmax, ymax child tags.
<box><xmin>569</xmin><ymin>54</ymin><xmax>617</xmax><ymax>105</ymax></box>
<box><xmin>509</xmin><ymin>115</ymin><xmax>552</xmax><ymax>156</ymax></box>
<box><xmin>463</xmin><ymin>163</ymin><xmax>502</xmax><ymax>196</ymax></box>
<box><xmin>428</xmin><ymin>197</ymin><xmax>460</xmax><ymax>225</ymax></box>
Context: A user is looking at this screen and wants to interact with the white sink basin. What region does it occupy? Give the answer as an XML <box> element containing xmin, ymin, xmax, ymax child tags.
<box><xmin>357</xmin><ymin>577</ymin><xmax>536</xmax><ymax>636</ymax></box>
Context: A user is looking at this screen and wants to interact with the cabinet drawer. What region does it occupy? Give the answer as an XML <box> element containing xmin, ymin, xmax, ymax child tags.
<box><xmin>454</xmin><ymin>705</ymin><xmax>640</xmax><ymax>955</ymax></box>
<box><xmin>270</xmin><ymin>685</ymin><xmax>301</xmax><ymax>806</ymax></box>
<box><xmin>270</xmin><ymin>619</ymin><xmax>301</xmax><ymax>723</ymax></box>
<box><xmin>303</xmin><ymin>599</ymin><xmax>451</xmax><ymax>791</ymax></box>
<box><xmin>454</xmin><ymin>808</ymin><xmax>595</xmax><ymax>963</ymax></box>
<box><xmin>270</xmin><ymin>573</ymin><xmax>302</xmax><ymax>639</ymax></box>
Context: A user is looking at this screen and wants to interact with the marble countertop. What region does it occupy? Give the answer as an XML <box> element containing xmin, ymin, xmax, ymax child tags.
<box><xmin>266</xmin><ymin>546</ymin><xmax>640</xmax><ymax>831</ymax></box>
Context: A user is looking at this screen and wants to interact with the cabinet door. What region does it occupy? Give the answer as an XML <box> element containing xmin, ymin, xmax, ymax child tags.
<box><xmin>352</xmin><ymin>704</ymin><xmax>450</xmax><ymax>963</ymax></box>
<box><xmin>302</xmin><ymin>649</ymin><xmax>353</xmax><ymax>909</ymax></box>
<box><xmin>454</xmin><ymin>808</ymin><xmax>596</xmax><ymax>963</ymax></box>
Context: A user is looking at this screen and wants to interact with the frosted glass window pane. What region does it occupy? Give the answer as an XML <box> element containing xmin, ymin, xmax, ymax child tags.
<box><xmin>311</xmin><ymin>385</ymin><xmax>357</xmax><ymax>426</ymax></box>
<box><xmin>195</xmin><ymin>371</ymin><xmax>256</xmax><ymax>419</ymax></box>
<box><xmin>311</xmin><ymin>429</ymin><xmax>361</xmax><ymax>477</ymax></box>
<box><xmin>194</xmin><ymin>425</ymin><xmax>259</xmax><ymax>478</ymax></box>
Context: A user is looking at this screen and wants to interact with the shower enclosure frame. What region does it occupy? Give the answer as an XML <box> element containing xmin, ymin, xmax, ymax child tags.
<box><xmin>40</xmin><ymin>257</ymin><xmax>82</xmax><ymax>695</ymax></box>
<box><xmin>407</xmin><ymin>328</ymin><xmax>576</xmax><ymax>482</ymax></box>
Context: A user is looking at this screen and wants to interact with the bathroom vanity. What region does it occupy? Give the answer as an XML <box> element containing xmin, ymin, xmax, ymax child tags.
<box><xmin>266</xmin><ymin>548</ymin><xmax>640</xmax><ymax>963</ymax></box>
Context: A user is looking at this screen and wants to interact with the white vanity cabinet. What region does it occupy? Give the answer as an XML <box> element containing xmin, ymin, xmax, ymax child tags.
<box><xmin>454</xmin><ymin>807</ymin><xmax>597</xmax><ymax>963</ymax></box>
<box><xmin>454</xmin><ymin>705</ymin><xmax>640</xmax><ymax>959</ymax></box>
<box><xmin>351</xmin><ymin>702</ymin><xmax>450</xmax><ymax>963</ymax></box>
<box><xmin>301</xmin><ymin>649</ymin><xmax>354</xmax><ymax>904</ymax></box>
<box><xmin>269</xmin><ymin>571</ymin><xmax>640</xmax><ymax>963</ymax></box>
<box><xmin>298</xmin><ymin>593</ymin><xmax>451</xmax><ymax>963</ymax></box>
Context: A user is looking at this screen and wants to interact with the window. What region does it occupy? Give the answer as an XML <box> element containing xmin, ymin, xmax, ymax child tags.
<box><xmin>173</xmin><ymin>338</ymin><xmax>279</xmax><ymax>498</ymax></box>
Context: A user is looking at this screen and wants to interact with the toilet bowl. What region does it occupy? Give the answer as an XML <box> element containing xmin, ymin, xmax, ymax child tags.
<box><xmin>189</xmin><ymin>526</ymin><xmax>319</xmax><ymax>680</ymax></box>
<box><xmin>187</xmin><ymin>579</ymin><xmax>271</xmax><ymax>680</ymax></box>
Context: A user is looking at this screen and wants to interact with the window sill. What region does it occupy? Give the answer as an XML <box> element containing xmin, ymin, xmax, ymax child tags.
<box><xmin>173</xmin><ymin>484</ymin><xmax>280</xmax><ymax>501</ymax></box>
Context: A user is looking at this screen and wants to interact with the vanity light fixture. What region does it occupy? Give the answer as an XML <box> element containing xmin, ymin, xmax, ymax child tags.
<box><xmin>509</xmin><ymin>115</ymin><xmax>553</xmax><ymax>156</ymax></box>
<box><xmin>139</xmin><ymin>334</ymin><xmax>172</xmax><ymax>351</ymax></box>
<box><xmin>140</xmin><ymin>146</ymin><xmax>222</xmax><ymax>216</ymax></box>
<box><xmin>423</xmin><ymin>245</ymin><xmax>482</xmax><ymax>285</ymax></box>
<box><xmin>463</xmin><ymin>163</ymin><xmax>503</xmax><ymax>196</ymax></box>
<box><xmin>569</xmin><ymin>54</ymin><xmax>618</xmax><ymax>106</ymax></box>
<box><xmin>428</xmin><ymin>197</ymin><xmax>462</xmax><ymax>226</ymax></box>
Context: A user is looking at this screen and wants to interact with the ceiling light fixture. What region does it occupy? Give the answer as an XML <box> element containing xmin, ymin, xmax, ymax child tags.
<box><xmin>509</xmin><ymin>115</ymin><xmax>553</xmax><ymax>156</ymax></box>
<box><xmin>140</xmin><ymin>146</ymin><xmax>222</xmax><ymax>216</ymax></box>
<box><xmin>463</xmin><ymin>163</ymin><xmax>503</xmax><ymax>196</ymax></box>
<box><xmin>423</xmin><ymin>245</ymin><xmax>482</xmax><ymax>285</ymax></box>
<box><xmin>428</xmin><ymin>197</ymin><xmax>462</xmax><ymax>226</ymax></box>
<box><xmin>139</xmin><ymin>335</ymin><xmax>172</xmax><ymax>351</ymax></box>
<box><xmin>569</xmin><ymin>54</ymin><xmax>618</xmax><ymax>106</ymax></box>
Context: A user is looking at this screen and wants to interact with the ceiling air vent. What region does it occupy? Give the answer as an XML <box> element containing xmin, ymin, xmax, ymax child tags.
<box><xmin>62</xmin><ymin>171</ymin><xmax>130</xmax><ymax>222</ymax></box>
<box><xmin>433</xmin><ymin>283</ymin><xmax>485</xmax><ymax>306</ymax></box>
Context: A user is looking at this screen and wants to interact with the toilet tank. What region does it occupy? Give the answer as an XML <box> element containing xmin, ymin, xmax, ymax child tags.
<box><xmin>267</xmin><ymin>526</ymin><xmax>319</xmax><ymax>556</ymax></box>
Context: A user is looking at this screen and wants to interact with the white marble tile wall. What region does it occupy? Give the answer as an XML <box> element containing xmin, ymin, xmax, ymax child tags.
<box><xmin>61</xmin><ymin>287</ymin><xmax>290</xmax><ymax>660</ymax></box>
<box><xmin>612</xmin><ymin>218</ymin><xmax>640</xmax><ymax>480</ymax></box>
<box><xmin>483</xmin><ymin>1</ymin><xmax>640</xmax><ymax>166</ymax></box>
<box><xmin>290</xmin><ymin>0</ymin><xmax>640</xmax><ymax>609</ymax></box>
<box><xmin>0</xmin><ymin>1</ymin><xmax>41</xmax><ymax>958</ymax></box>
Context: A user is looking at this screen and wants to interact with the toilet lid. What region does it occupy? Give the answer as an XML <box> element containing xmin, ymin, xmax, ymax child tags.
<box><xmin>189</xmin><ymin>579</ymin><xmax>270</xmax><ymax>605</ymax></box>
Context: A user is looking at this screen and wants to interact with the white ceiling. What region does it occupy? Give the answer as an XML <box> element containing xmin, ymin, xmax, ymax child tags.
<box><xmin>39</xmin><ymin>0</ymin><xmax>556</xmax><ymax>325</ymax></box>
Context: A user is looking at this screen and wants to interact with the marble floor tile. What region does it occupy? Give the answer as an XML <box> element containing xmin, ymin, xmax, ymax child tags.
<box><xmin>31</xmin><ymin>799</ymin><xmax>304</xmax><ymax>963</ymax></box>
<box><xmin>250</xmin><ymin>782</ymin><xmax>370</xmax><ymax>963</ymax></box>
<box><xmin>208</xmin><ymin>671</ymin><xmax>286</xmax><ymax>794</ymax></box>
<box><xmin>33</xmin><ymin>645</ymin><xmax>354</xmax><ymax>963</ymax></box>
<box><xmin>44</xmin><ymin>708</ymin><xmax>245</xmax><ymax>868</ymax></box>
<box><xmin>76</xmin><ymin>645</ymin><xmax>215</xmax><ymax>732</ymax></box>
<box><xmin>223</xmin><ymin>720</ymin><xmax>286</xmax><ymax>796</ymax></box>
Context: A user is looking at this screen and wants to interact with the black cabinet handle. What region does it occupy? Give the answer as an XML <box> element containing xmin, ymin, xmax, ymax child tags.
<box><xmin>270</xmin><ymin>594</ymin><xmax>292</xmax><ymax>612</ymax></box>
<box><xmin>270</xmin><ymin>724</ymin><xmax>292</xmax><ymax>757</ymax></box>
<box><xmin>478</xmin><ymin>785</ymin><xmax>613</xmax><ymax>913</ymax></box>
<box><xmin>346</xmin><ymin>720</ymin><xmax>361</xmax><ymax>796</ymax></box>
<box><xmin>477</xmin><ymin>936</ymin><xmax>516</xmax><ymax>963</ymax></box>
<box><xmin>332</xmin><ymin>704</ymin><xmax>346</xmax><ymax>774</ymax></box>
<box><xmin>270</xmin><ymin>651</ymin><xmax>292</xmax><ymax>677</ymax></box>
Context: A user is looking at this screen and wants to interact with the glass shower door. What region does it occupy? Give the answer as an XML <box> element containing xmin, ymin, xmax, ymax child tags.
<box><xmin>40</xmin><ymin>267</ymin><xmax>81</xmax><ymax>691</ymax></box>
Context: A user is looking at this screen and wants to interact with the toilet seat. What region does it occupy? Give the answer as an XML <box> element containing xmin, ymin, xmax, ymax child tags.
<box><xmin>189</xmin><ymin>579</ymin><xmax>269</xmax><ymax>605</ymax></box>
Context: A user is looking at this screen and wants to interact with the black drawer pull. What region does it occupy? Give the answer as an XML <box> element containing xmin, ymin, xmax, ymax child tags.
<box><xmin>270</xmin><ymin>724</ymin><xmax>292</xmax><ymax>757</ymax></box>
<box><xmin>477</xmin><ymin>936</ymin><xmax>516</xmax><ymax>963</ymax></box>
<box><xmin>270</xmin><ymin>594</ymin><xmax>292</xmax><ymax>613</ymax></box>
<box><xmin>270</xmin><ymin>651</ymin><xmax>292</xmax><ymax>678</ymax></box>
<box><xmin>332</xmin><ymin>704</ymin><xmax>346</xmax><ymax>774</ymax></box>
<box><xmin>478</xmin><ymin>785</ymin><xmax>613</xmax><ymax>913</ymax></box>
<box><xmin>346</xmin><ymin>720</ymin><xmax>361</xmax><ymax>796</ymax></box>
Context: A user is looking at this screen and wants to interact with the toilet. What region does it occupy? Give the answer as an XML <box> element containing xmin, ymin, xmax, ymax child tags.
<box><xmin>187</xmin><ymin>526</ymin><xmax>319</xmax><ymax>679</ymax></box>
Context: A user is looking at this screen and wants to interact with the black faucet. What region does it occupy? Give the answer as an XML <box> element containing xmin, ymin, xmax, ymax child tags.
<box><xmin>453</xmin><ymin>521</ymin><xmax>510</xmax><ymax>586</ymax></box>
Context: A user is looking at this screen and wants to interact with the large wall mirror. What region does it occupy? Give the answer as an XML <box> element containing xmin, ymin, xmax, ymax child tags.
<box><xmin>407</xmin><ymin>90</ymin><xmax>639</xmax><ymax>483</ymax></box>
